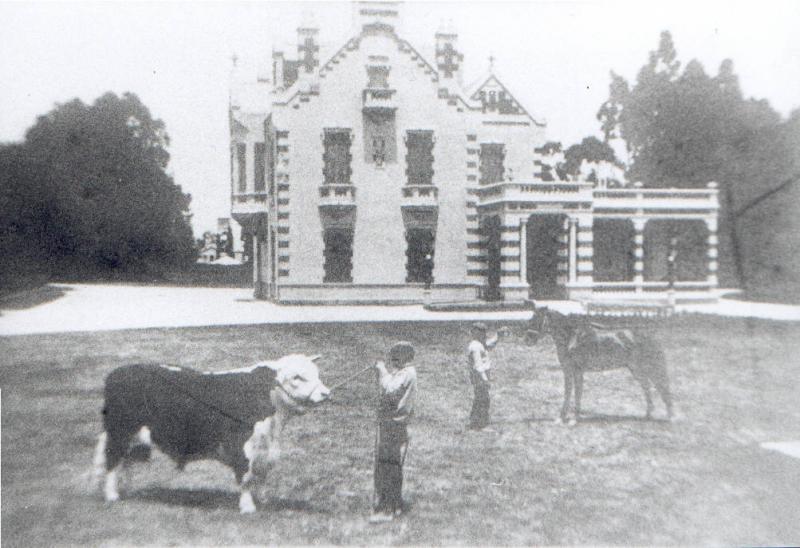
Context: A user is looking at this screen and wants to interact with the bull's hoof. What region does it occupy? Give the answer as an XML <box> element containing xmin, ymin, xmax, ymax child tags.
<box><xmin>104</xmin><ymin>492</ymin><xmax>120</xmax><ymax>503</ymax></box>
<box><xmin>567</xmin><ymin>418</ymin><xmax>577</xmax><ymax>427</ymax></box>
<box><xmin>239</xmin><ymin>492</ymin><xmax>257</xmax><ymax>514</ymax></box>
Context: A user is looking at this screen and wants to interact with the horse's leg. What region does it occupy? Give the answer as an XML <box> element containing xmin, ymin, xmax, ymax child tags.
<box><xmin>630</xmin><ymin>365</ymin><xmax>654</xmax><ymax>419</ymax></box>
<box><xmin>560</xmin><ymin>365</ymin><xmax>574</xmax><ymax>424</ymax></box>
<box><xmin>574</xmin><ymin>370</ymin><xmax>584</xmax><ymax>421</ymax></box>
<box><xmin>649</xmin><ymin>354</ymin><xmax>673</xmax><ymax>420</ymax></box>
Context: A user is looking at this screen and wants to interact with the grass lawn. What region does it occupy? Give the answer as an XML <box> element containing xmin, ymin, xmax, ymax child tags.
<box><xmin>2</xmin><ymin>317</ymin><xmax>800</xmax><ymax>546</ymax></box>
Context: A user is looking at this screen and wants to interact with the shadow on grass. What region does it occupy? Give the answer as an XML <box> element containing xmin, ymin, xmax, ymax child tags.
<box><xmin>129</xmin><ymin>487</ymin><xmax>239</xmax><ymax>509</ymax></box>
<box><xmin>723</xmin><ymin>289</ymin><xmax>800</xmax><ymax>306</ymax></box>
<box><xmin>129</xmin><ymin>487</ymin><xmax>319</xmax><ymax>513</ymax></box>
<box><xmin>493</xmin><ymin>416</ymin><xmax>555</xmax><ymax>425</ymax></box>
<box><xmin>0</xmin><ymin>284</ymin><xmax>71</xmax><ymax>314</ymax></box>
<box><xmin>578</xmin><ymin>413</ymin><xmax>671</xmax><ymax>424</ymax></box>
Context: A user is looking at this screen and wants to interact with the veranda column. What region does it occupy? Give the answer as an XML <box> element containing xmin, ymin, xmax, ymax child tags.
<box><xmin>499</xmin><ymin>214</ymin><xmax>529</xmax><ymax>301</ymax></box>
<box><xmin>633</xmin><ymin>218</ymin><xmax>646</xmax><ymax>294</ymax></box>
<box><xmin>572</xmin><ymin>214</ymin><xmax>594</xmax><ymax>300</ymax></box>
<box><xmin>519</xmin><ymin>217</ymin><xmax>527</xmax><ymax>282</ymax></box>
<box><xmin>568</xmin><ymin>218</ymin><xmax>578</xmax><ymax>284</ymax></box>
<box><xmin>706</xmin><ymin>217</ymin><xmax>719</xmax><ymax>287</ymax></box>
<box><xmin>254</xmin><ymin>216</ymin><xmax>269</xmax><ymax>300</ymax></box>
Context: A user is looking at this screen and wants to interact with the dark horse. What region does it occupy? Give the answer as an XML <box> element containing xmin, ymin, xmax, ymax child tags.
<box><xmin>527</xmin><ymin>306</ymin><xmax>673</xmax><ymax>424</ymax></box>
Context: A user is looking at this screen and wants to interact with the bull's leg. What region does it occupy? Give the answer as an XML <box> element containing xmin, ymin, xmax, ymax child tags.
<box><xmin>102</xmin><ymin>431</ymin><xmax>132</xmax><ymax>502</ymax></box>
<box><xmin>238</xmin><ymin>420</ymin><xmax>276</xmax><ymax>514</ymax></box>
<box><xmin>560</xmin><ymin>366</ymin><xmax>574</xmax><ymax>424</ymax></box>
<box><xmin>99</xmin><ymin>410</ymin><xmax>145</xmax><ymax>502</ymax></box>
<box><xmin>226</xmin><ymin>450</ymin><xmax>258</xmax><ymax>514</ymax></box>
<box><xmin>238</xmin><ymin>464</ymin><xmax>264</xmax><ymax>514</ymax></box>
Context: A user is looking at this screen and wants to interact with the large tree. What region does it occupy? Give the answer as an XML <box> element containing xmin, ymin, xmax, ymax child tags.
<box><xmin>597</xmin><ymin>32</ymin><xmax>800</xmax><ymax>295</ymax></box>
<box><xmin>0</xmin><ymin>92</ymin><xmax>195</xmax><ymax>281</ymax></box>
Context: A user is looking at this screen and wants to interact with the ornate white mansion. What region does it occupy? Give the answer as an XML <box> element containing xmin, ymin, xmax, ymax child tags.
<box><xmin>229</xmin><ymin>2</ymin><xmax>720</xmax><ymax>304</ymax></box>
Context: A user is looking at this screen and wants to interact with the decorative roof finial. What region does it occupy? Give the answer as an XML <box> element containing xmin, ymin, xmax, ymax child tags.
<box><xmin>489</xmin><ymin>55</ymin><xmax>495</xmax><ymax>71</ymax></box>
<box><xmin>230</xmin><ymin>52</ymin><xmax>239</xmax><ymax>68</ymax></box>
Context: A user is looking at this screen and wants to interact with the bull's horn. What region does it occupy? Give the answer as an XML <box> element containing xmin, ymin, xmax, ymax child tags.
<box><xmin>309</xmin><ymin>354</ymin><xmax>323</xmax><ymax>363</ymax></box>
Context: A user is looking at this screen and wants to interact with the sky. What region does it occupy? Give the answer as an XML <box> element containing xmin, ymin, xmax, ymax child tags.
<box><xmin>1</xmin><ymin>0</ymin><xmax>799</xmax><ymax>237</ymax></box>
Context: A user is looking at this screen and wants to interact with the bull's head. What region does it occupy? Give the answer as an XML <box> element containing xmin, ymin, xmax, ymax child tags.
<box><xmin>267</xmin><ymin>354</ymin><xmax>330</xmax><ymax>413</ymax></box>
<box><xmin>526</xmin><ymin>305</ymin><xmax>551</xmax><ymax>345</ymax></box>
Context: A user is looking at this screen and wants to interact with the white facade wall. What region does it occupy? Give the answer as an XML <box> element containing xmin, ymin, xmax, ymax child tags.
<box><xmin>230</xmin><ymin>9</ymin><xmax>719</xmax><ymax>305</ymax></box>
<box><xmin>270</xmin><ymin>30</ymin><xmax>532</xmax><ymax>291</ymax></box>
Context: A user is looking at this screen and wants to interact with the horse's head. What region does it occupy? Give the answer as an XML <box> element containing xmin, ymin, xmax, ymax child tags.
<box><xmin>526</xmin><ymin>305</ymin><xmax>551</xmax><ymax>345</ymax></box>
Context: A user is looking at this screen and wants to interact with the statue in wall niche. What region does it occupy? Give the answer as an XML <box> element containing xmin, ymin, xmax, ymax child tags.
<box><xmin>373</xmin><ymin>138</ymin><xmax>386</xmax><ymax>166</ymax></box>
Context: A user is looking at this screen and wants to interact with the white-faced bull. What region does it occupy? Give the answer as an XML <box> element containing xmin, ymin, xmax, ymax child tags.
<box><xmin>92</xmin><ymin>354</ymin><xmax>330</xmax><ymax>513</ymax></box>
<box><xmin>527</xmin><ymin>306</ymin><xmax>673</xmax><ymax>424</ymax></box>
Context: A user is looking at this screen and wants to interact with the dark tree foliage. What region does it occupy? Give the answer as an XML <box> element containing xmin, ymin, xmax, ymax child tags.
<box><xmin>0</xmin><ymin>92</ymin><xmax>195</xmax><ymax>283</ymax></box>
<box><xmin>597</xmin><ymin>31</ymin><xmax>800</xmax><ymax>294</ymax></box>
<box><xmin>534</xmin><ymin>141</ymin><xmax>568</xmax><ymax>181</ymax></box>
<box><xmin>562</xmin><ymin>136</ymin><xmax>619</xmax><ymax>178</ymax></box>
<box><xmin>534</xmin><ymin>141</ymin><xmax>563</xmax><ymax>155</ymax></box>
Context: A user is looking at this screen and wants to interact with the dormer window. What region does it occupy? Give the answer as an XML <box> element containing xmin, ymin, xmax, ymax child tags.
<box><xmin>479</xmin><ymin>143</ymin><xmax>505</xmax><ymax>185</ymax></box>
<box><xmin>367</xmin><ymin>65</ymin><xmax>390</xmax><ymax>88</ymax></box>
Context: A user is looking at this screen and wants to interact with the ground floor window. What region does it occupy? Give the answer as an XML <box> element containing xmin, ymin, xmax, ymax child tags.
<box><xmin>323</xmin><ymin>228</ymin><xmax>354</xmax><ymax>283</ymax></box>
<box><xmin>405</xmin><ymin>228</ymin><xmax>435</xmax><ymax>284</ymax></box>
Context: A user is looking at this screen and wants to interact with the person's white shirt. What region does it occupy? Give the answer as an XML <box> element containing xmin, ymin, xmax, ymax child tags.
<box><xmin>467</xmin><ymin>332</ymin><xmax>498</xmax><ymax>376</ymax></box>
<box><xmin>376</xmin><ymin>364</ymin><xmax>417</xmax><ymax>424</ymax></box>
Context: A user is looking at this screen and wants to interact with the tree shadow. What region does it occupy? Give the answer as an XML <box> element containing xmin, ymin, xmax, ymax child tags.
<box><xmin>577</xmin><ymin>412</ymin><xmax>671</xmax><ymax>424</ymax></box>
<box><xmin>128</xmin><ymin>486</ymin><xmax>320</xmax><ymax>513</ymax></box>
<box><xmin>0</xmin><ymin>284</ymin><xmax>71</xmax><ymax>314</ymax></box>
<box><xmin>492</xmin><ymin>416</ymin><xmax>555</xmax><ymax>425</ymax></box>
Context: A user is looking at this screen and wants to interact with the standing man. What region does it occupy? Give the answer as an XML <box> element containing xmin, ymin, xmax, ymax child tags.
<box><xmin>667</xmin><ymin>236</ymin><xmax>678</xmax><ymax>307</ymax></box>
<box><xmin>466</xmin><ymin>322</ymin><xmax>504</xmax><ymax>430</ymax></box>
<box><xmin>371</xmin><ymin>342</ymin><xmax>417</xmax><ymax>523</ymax></box>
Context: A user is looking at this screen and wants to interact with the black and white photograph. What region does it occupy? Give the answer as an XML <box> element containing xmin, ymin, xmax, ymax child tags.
<box><xmin>1</xmin><ymin>0</ymin><xmax>799</xmax><ymax>545</ymax></box>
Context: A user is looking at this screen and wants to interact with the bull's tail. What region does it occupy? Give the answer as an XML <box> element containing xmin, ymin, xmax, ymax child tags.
<box><xmin>91</xmin><ymin>431</ymin><xmax>108</xmax><ymax>491</ymax></box>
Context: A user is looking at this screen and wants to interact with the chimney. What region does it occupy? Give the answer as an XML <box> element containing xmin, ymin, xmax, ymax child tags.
<box><xmin>297</xmin><ymin>12</ymin><xmax>320</xmax><ymax>74</ymax></box>
<box><xmin>272</xmin><ymin>50</ymin><xmax>285</xmax><ymax>90</ymax></box>
<box><xmin>352</xmin><ymin>1</ymin><xmax>403</xmax><ymax>34</ymax></box>
<box><xmin>435</xmin><ymin>20</ymin><xmax>463</xmax><ymax>85</ymax></box>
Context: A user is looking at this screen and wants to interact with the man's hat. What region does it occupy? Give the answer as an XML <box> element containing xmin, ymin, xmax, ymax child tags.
<box><xmin>471</xmin><ymin>322</ymin><xmax>488</xmax><ymax>333</ymax></box>
<box><xmin>389</xmin><ymin>341</ymin><xmax>415</xmax><ymax>363</ymax></box>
